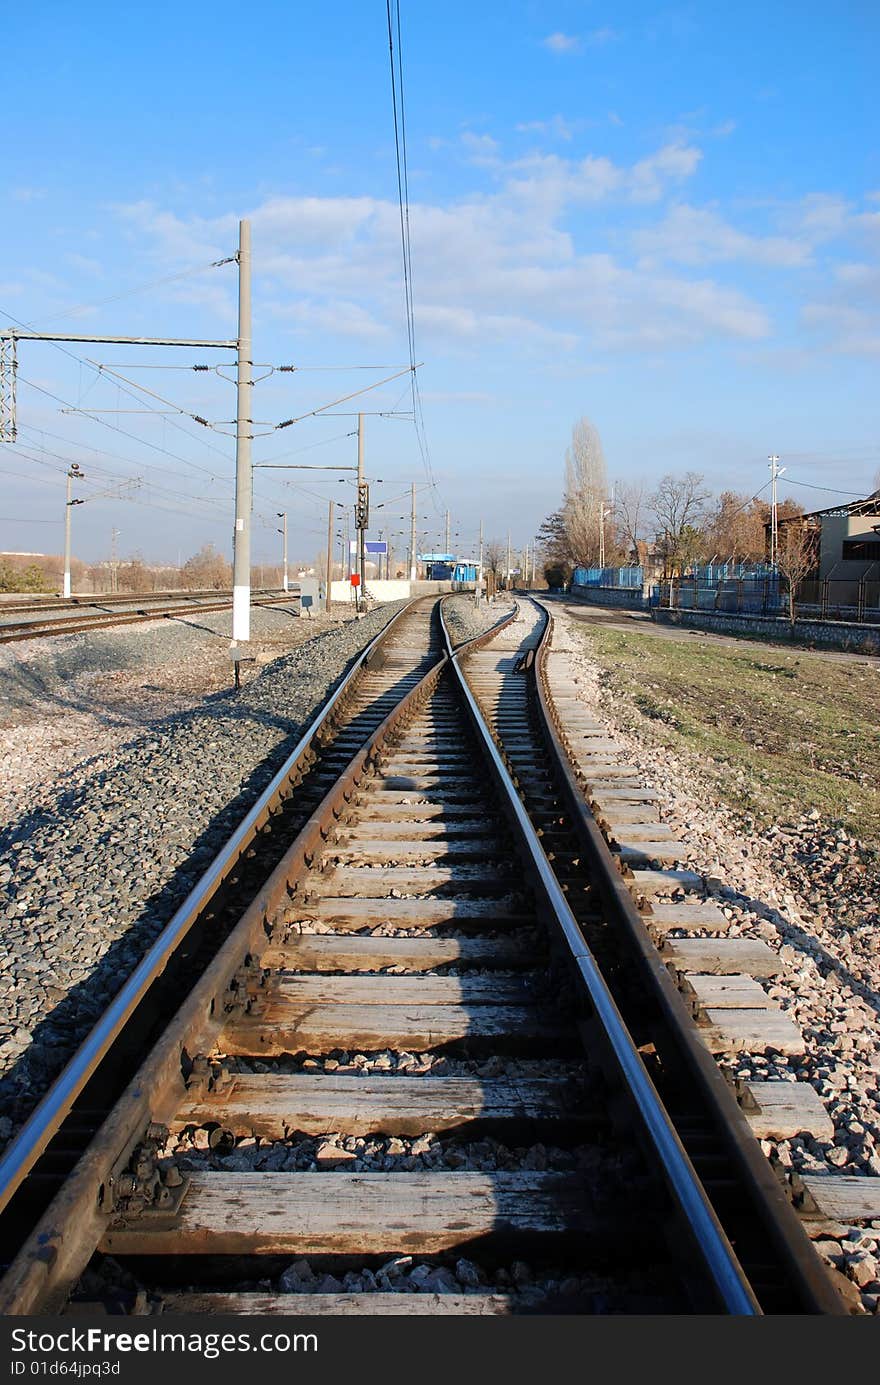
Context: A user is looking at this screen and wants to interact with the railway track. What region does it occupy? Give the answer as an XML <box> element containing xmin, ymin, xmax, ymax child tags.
<box><xmin>0</xmin><ymin>596</ymin><xmax>845</xmax><ymax>1315</ymax></box>
<box><xmin>0</xmin><ymin>590</ymin><xmax>298</xmax><ymax>644</ymax></box>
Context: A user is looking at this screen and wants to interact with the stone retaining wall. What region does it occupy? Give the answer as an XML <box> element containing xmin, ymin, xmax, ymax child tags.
<box><xmin>569</xmin><ymin>584</ymin><xmax>649</xmax><ymax>610</ymax></box>
<box><xmin>653</xmin><ymin>606</ymin><xmax>880</xmax><ymax>655</ymax></box>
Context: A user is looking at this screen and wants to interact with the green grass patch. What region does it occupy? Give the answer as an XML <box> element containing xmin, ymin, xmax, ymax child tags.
<box><xmin>578</xmin><ymin>627</ymin><xmax>880</xmax><ymax>846</ymax></box>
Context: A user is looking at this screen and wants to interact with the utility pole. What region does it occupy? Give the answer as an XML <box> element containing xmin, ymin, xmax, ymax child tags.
<box><xmin>445</xmin><ymin>510</ymin><xmax>450</xmax><ymax>555</ymax></box>
<box><xmin>768</xmin><ymin>454</ymin><xmax>785</xmax><ymax>567</ymax></box>
<box><xmin>325</xmin><ymin>500</ymin><xmax>334</xmax><ymax>613</ymax></box>
<box><xmin>63</xmin><ymin>464</ymin><xmax>84</xmax><ymax>598</ymax></box>
<box><xmin>410</xmin><ymin>481</ymin><xmax>417</xmax><ymax>581</ymax></box>
<box><xmin>232</xmin><ymin>218</ymin><xmax>253</xmax><ymax>643</ymax></box>
<box><xmin>598</xmin><ymin>502</ymin><xmax>607</xmax><ymax>569</ymax></box>
<box><xmin>277</xmin><ymin>511</ymin><xmax>288</xmax><ymax>592</ymax></box>
<box><xmin>506</xmin><ymin>531</ymin><xmax>511</xmax><ymax>590</ymax></box>
<box><xmin>110</xmin><ymin>527</ymin><xmax>120</xmax><ymax>594</ymax></box>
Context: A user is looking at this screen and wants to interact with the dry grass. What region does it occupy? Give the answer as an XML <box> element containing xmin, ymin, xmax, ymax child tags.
<box><xmin>576</xmin><ymin>626</ymin><xmax>880</xmax><ymax>846</ymax></box>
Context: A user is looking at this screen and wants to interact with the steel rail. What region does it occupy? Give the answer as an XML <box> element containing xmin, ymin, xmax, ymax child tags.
<box><xmin>0</xmin><ymin>594</ymin><xmax>301</xmax><ymax>643</ymax></box>
<box><xmin>440</xmin><ymin>600</ymin><xmax>761</xmax><ymax>1315</ymax></box>
<box><xmin>531</xmin><ymin>598</ymin><xmax>845</xmax><ymax>1314</ymax></box>
<box><xmin>0</xmin><ymin>597</ymin><xmax>519</xmax><ymax>1312</ymax></box>
<box><xmin>0</xmin><ymin>588</ymin><xmax>288</xmax><ymax>620</ymax></box>
<box><xmin>0</xmin><ymin>597</ymin><xmax>428</xmax><ymax>1217</ymax></box>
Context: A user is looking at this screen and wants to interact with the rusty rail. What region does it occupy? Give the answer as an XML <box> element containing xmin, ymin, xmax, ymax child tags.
<box><xmin>0</xmin><ymin>597</ymin><xmax>422</xmax><ymax>1218</ymax></box>
<box><xmin>529</xmin><ymin>598</ymin><xmax>844</xmax><ymax>1314</ymax></box>
<box><xmin>0</xmin><ymin>596</ymin><xmax>517</xmax><ymax>1312</ymax></box>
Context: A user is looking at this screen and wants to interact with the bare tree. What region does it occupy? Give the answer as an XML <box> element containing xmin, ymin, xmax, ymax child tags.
<box><xmin>563</xmin><ymin>416</ymin><xmax>608</xmax><ymax>566</ymax></box>
<box><xmin>484</xmin><ymin>538</ymin><xmax>505</xmax><ymax>578</ymax></box>
<box><xmin>614</xmin><ymin>479</ymin><xmax>648</xmax><ymax>560</ymax></box>
<box><xmin>777</xmin><ymin>524</ymin><xmax>819</xmax><ymax>624</ymax></box>
<box><xmin>650</xmin><ymin>471</ymin><xmax>711</xmax><ymax>574</ymax></box>
<box><xmin>181</xmin><ymin>543</ymin><xmax>231</xmax><ymax>590</ymax></box>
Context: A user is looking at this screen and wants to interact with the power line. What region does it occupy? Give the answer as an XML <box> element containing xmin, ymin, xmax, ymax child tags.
<box><xmin>782</xmin><ymin>476</ymin><xmax>868</xmax><ymax>497</ymax></box>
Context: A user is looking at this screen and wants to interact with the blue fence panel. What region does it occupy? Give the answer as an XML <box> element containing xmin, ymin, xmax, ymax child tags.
<box><xmin>573</xmin><ymin>565</ymin><xmax>644</xmax><ymax>589</ymax></box>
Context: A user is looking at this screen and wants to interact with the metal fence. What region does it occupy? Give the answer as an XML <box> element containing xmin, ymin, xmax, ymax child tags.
<box><xmin>658</xmin><ymin>575</ymin><xmax>880</xmax><ymax>624</ymax></box>
<box><xmin>573</xmin><ymin>565</ymin><xmax>644</xmax><ymax>588</ymax></box>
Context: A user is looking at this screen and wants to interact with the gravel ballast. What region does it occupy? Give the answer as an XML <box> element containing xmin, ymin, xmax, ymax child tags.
<box><xmin>442</xmin><ymin>594</ymin><xmax>515</xmax><ymax>647</ymax></box>
<box><xmin>0</xmin><ymin>600</ymin><xmax>409</xmax><ymax>1144</ymax></box>
<box><xmin>547</xmin><ymin>603</ymin><xmax>880</xmax><ymax>1312</ymax></box>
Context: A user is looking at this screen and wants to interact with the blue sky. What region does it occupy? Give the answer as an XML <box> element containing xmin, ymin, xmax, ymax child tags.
<box><xmin>2</xmin><ymin>1</ymin><xmax>878</xmax><ymax>566</ymax></box>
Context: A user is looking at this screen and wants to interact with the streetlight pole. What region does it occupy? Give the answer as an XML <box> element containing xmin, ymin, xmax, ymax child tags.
<box><xmin>326</xmin><ymin>500</ymin><xmax>334</xmax><ymax>613</ymax></box>
<box><xmin>63</xmin><ymin>464</ymin><xmax>84</xmax><ymax>598</ymax></box>
<box><xmin>277</xmin><ymin>511</ymin><xmax>288</xmax><ymax>592</ymax></box>
<box><xmin>768</xmin><ymin>454</ymin><xmax>785</xmax><ymax>567</ymax></box>
<box><xmin>232</xmin><ymin>218</ymin><xmax>253</xmax><ymax>643</ymax></box>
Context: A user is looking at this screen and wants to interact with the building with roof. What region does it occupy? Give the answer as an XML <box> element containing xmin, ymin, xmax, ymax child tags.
<box><xmin>770</xmin><ymin>491</ymin><xmax>880</xmax><ymax>580</ymax></box>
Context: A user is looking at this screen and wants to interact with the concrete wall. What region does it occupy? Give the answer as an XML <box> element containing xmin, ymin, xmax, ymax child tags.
<box><xmin>653</xmin><ymin>606</ymin><xmax>880</xmax><ymax>655</ymax></box>
<box><xmin>819</xmin><ymin>511</ymin><xmax>880</xmax><ymax>579</ymax></box>
<box><xmin>570</xmin><ymin>583</ymin><xmax>650</xmax><ymax>610</ymax></box>
<box><xmin>328</xmin><ymin>579</ymin><xmax>460</xmax><ymax>604</ymax></box>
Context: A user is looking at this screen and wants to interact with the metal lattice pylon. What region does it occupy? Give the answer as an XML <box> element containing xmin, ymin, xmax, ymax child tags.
<box><xmin>0</xmin><ymin>335</ymin><xmax>17</xmax><ymax>442</ymax></box>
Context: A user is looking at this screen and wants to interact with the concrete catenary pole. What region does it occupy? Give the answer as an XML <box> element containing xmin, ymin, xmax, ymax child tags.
<box><xmin>277</xmin><ymin>511</ymin><xmax>288</xmax><ymax>592</ymax></box>
<box><xmin>232</xmin><ymin>218</ymin><xmax>253</xmax><ymax>643</ymax></box>
<box><xmin>474</xmin><ymin>518</ymin><xmax>483</xmax><ymax>607</ymax></box>
<box><xmin>410</xmin><ymin>481</ymin><xmax>417</xmax><ymax>581</ymax></box>
<box><xmin>445</xmin><ymin>509</ymin><xmax>450</xmax><ymax>555</ymax></box>
<box><xmin>357</xmin><ymin>412</ymin><xmax>366</xmax><ymax>608</ymax></box>
<box><xmin>325</xmin><ymin>499</ymin><xmax>334</xmax><ymax>613</ymax></box>
<box><xmin>63</xmin><ymin>464</ymin><xmax>83</xmax><ymax>598</ymax></box>
<box><xmin>506</xmin><ymin>531</ymin><xmax>511</xmax><ymax>590</ymax></box>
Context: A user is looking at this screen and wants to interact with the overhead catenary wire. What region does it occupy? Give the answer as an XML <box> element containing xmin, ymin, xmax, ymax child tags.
<box><xmin>385</xmin><ymin>0</ymin><xmax>441</xmax><ymax>512</ymax></box>
<box><xmin>31</xmin><ymin>257</ymin><xmax>236</xmax><ymax>329</ymax></box>
<box><xmin>1</xmin><ymin>300</ymin><xmax>236</xmax><ymax>484</ymax></box>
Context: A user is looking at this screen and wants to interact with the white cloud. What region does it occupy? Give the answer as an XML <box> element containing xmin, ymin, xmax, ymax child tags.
<box><xmin>460</xmin><ymin>131</ymin><xmax>501</xmax><ymax>166</ymax></box>
<box><xmin>802</xmin><ymin>303</ymin><xmax>880</xmax><ymax>356</ymax></box>
<box><xmin>629</xmin><ymin>143</ymin><xmax>702</xmax><ymax>202</ymax></box>
<box><xmin>542</xmin><ymin>32</ymin><xmax>581</xmax><ymax>54</ymax></box>
<box><xmin>502</xmin><ymin>142</ymin><xmax>701</xmax><ymax>211</ymax></box>
<box><xmin>793</xmin><ymin>193</ymin><xmax>850</xmax><ymax>242</ymax></box>
<box><xmin>516</xmin><ymin>115</ymin><xmax>576</xmax><ymax>141</ymax></box>
<box><xmin>111</xmin><ymin>138</ymin><xmax>778</xmax><ymax>361</ymax></box>
<box><xmin>632</xmin><ymin>205</ymin><xmax>811</xmax><ymax>268</ymax></box>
